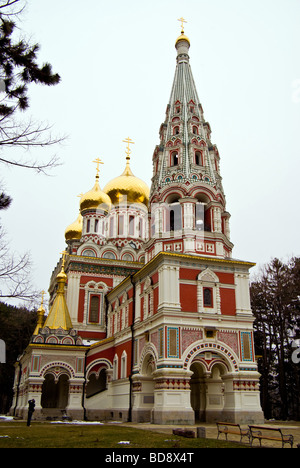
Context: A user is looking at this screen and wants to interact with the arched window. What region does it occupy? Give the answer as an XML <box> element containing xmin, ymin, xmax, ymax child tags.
<box><xmin>166</xmin><ymin>202</ymin><xmax>182</xmax><ymax>232</ymax></box>
<box><xmin>113</xmin><ymin>354</ymin><xmax>118</xmax><ymax>380</ymax></box>
<box><xmin>118</xmin><ymin>215</ymin><xmax>124</xmax><ymax>236</ymax></box>
<box><xmin>123</xmin><ymin>253</ymin><xmax>133</xmax><ymax>261</ymax></box>
<box><xmin>121</xmin><ymin>351</ymin><xmax>127</xmax><ymax>379</ymax></box>
<box><xmin>173</xmin><ymin>126</ymin><xmax>180</xmax><ymax>135</ymax></box>
<box><xmin>103</xmin><ymin>251</ymin><xmax>116</xmax><ymax>259</ymax></box>
<box><xmin>203</xmin><ymin>288</ymin><xmax>213</xmax><ymax>307</ymax></box>
<box><xmin>138</xmin><ymin>218</ymin><xmax>143</xmax><ymax>238</ymax></box>
<box><xmin>82</xmin><ymin>249</ymin><xmax>96</xmax><ymax>257</ymax></box>
<box><xmin>109</xmin><ymin>217</ymin><xmax>114</xmax><ymax>237</ymax></box>
<box><xmin>129</xmin><ymin>215</ymin><xmax>134</xmax><ymax>236</ymax></box>
<box><xmin>195</xmin><ymin>151</ymin><xmax>202</xmax><ymax>165</ymax></box>
<box><xmin>195</xmin><ymin>203</ymin><xmax>204</xmax><ymax>231</ymax></box>
<box><xmin>171</xmin><ymin>151</ymin><xmax>179</xmax><ymax>166</ymax></box>
<box><xmin>89</xmin><ymin>296</ymin><xmax>100</xmax><ymax>322</ymax></box>
<box><xmin>192</xmin><ymin>126</ymin><xmax>198</xmax><ymax>135</ymax></box>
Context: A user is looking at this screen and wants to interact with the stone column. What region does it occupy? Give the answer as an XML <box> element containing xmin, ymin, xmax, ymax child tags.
<box><xmin>151</xmin><ymin>368</ymin><xmax>194</xmax><ymax>425</ymax></box>
<box><xmin>66</xmin><ymin>378</ymin><xmax>85</xmax><ymax>420</ymax></box>
<box><xmin>221</xmin><ymin>372</ymin><xmax>264</xmax><ymax>424</ymax></box>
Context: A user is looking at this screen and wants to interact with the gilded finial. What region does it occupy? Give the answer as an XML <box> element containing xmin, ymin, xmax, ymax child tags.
<box><xmin>40</xmin><ymin>290</ymin><xmax>45</xmax><ymax>306</ymax></box>
<box><xmin>34</xmin><ymin>290</ymin><xmax>46</xmax><ymax>335</ymax></box>
<box><xmin>122</xmin><ymin>137</ymin><xmax>135</xmax><ymax>162</ymax></box>
<box><xmin>93</xmin><ymin>157</ymin><xmax>104</xmax><ymax>178</ymax></box>
<box><xmin>60</xmin><ymin>250</ymin><xmax>68</xmax><ymax>269</ymax></box>
<box><xmin>178</xmin><ymin>17</ymin><xmax>187</xmax><ymax>34</ymax></box>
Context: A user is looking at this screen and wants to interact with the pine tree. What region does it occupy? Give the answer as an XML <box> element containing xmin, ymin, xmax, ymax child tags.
<box><xmin>251</xmin><ymin>257</ymin><xmax>300</xmax><ymax>420</ymax></box>
<box><xmin>0</xmin><ymin>2</ymin><xmax>63</xmax><ymax>172</ymax></box>
<box><xmin>0</xmin><ymin>191</ymin><xmax>11</xmax><ymax>209</ymax></box>
<box><xmin>0</xmin><ymin>18</ymin><xmax>60</xmax><ymax>118</ymax></box>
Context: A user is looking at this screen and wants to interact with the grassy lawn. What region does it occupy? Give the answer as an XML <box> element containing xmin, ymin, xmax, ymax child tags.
<box><xmin>0</xmin><ymin>421</ymin><xmax>248</xmax><ymax>449</ymax></box>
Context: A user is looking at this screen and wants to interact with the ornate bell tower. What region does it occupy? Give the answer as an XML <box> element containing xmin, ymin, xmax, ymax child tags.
<box><xmin>146</xmin><ymin>19</ymin><xmax>232</xmax><ymax>261</ymax></box>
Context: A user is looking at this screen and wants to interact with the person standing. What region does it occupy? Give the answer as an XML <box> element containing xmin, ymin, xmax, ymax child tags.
<box><xmin>27</xmin><ymin>399</ymin><xmax>35</xmax><ymax>426</ymax></box>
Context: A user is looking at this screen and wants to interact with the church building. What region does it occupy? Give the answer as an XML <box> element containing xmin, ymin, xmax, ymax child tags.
<box><xmin>10</xmin><ymin>23</ymin><xmax>264</xmax><ymax>425</ymax></box>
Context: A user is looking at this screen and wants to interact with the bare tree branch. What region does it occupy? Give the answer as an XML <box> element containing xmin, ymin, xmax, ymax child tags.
<box><xmin>0</xmin><ymin>225</ymin><xmax>39</xmax><ymax>301</ymax></box>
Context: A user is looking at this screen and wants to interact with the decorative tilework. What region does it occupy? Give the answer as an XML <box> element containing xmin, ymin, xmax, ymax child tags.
<box><xmin>241</xmin><ymin>332</ymin><xmax>253</xmax><ymax>361</ymax></box>
<box><xmin>31</xmin><ymin>355</ymin><xmax>40</xmax><ymax>373</ymax></box>
<box><xmin>167</xmin><ymin>327</ymin><xmax>179</xmax><ymax>358</ymax></box>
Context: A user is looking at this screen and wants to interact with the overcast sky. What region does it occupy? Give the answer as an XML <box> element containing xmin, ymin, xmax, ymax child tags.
<box><xmin>1</xmin><ymin>0</ymin><xmax>300</xmax><ymax>307</ymax></box>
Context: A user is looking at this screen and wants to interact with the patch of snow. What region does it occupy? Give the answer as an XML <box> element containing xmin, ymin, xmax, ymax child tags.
<box><xmin>50</xmin><ymin>420</ymin><xmax>104</xmax><ymax>425</ymax></box>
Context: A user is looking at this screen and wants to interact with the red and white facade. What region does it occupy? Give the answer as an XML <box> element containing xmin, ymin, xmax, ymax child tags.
<box><xmin>10</xmin><ymin>30</ymin><xmax>264</xmax><ymax>425</ymax></box>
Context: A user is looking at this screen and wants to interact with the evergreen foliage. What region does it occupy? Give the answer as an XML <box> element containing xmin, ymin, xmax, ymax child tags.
<box><xmin>0</xmin><ymin>301</ymin><xmax>36</xmax><ymax>413</ymax></box>
<box><xmin>0</xmin><ymin>16</ymin><xmax>60</xmax><ymax>117</ymax></box>
<box><xmin>251</xmin><ymin>257</ymin><xmax>300</xmax><ymax>420</ymax></box>
<box><xmin>0</xmin><ymin>191</ymin><xmax>11</xmax><ymax>209</ymax></box>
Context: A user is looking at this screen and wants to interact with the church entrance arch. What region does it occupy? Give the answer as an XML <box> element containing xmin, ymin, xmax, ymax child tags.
<box><xmin>41</xmin><ymin>372</ymin><xmax>69</xmax><ymax>410</ymax></box>
<box><xmin>190</xmin><ymin>361</ymin><xmax>206</xmax><ymax>421</ymax></box>
<box><xmin>189</xmin><ymin>351</ymin><xmax>229</xmax><ymax>422</ymax></box>
<box><xmin>132</xmin><ymin>348</ymin><xmax>157</xmax><ymax>423</ymax></box>
<box><xmin>140</xmin><ymin>352</ymin><xmax>155</xmax><ymax>418</ymax></box>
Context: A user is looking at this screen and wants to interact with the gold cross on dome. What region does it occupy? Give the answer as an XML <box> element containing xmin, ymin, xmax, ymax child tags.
<box><xmin>40</xmin><ymin>290</ymin><xmax>45</xmax><ymax>306</ymax></box>
<box><xmin>60</xmin><ymin>250</ymin><xmax>68</xmax><ymax>267</ymax></box>
<box><xmin>178</xmin><ymin>17</ymin><xmax>187</xmax><ymax>33</ymax></box>
<box><xmin>122</xmin><ymin>137</ymin><xmax>135</xmax><ymax>159</ymax></box>
<box><xmin>93</xmin><ymin>157</ymin><xmax>104</xmax><ymax>176</ymax></box>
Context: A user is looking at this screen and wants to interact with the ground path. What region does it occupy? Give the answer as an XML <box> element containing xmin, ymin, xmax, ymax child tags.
<box><xmin>120</xmin><ymin>420</ymin><xmax>300</xmax><ymax>448</ymax></box>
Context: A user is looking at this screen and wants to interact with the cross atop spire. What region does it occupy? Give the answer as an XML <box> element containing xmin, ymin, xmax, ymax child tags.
<box><xmin>178</xmin><ymin>17</ymin><xmax>187</xmax><ymax>34</ymax></box>
<box><xmin>93</xmin><ymin>157</ymin><xmax>104</xmax><ymax>177</ymax></box>
<box><xmin>40</xmin><ymin>290</ymin><xmax>45</xmax><ymax>306</ymax></box>
<box><xmin>122</xmin><ymin>137</ymin><xmax>135</xmax><ymax>161</ymax></box>
<box><xmin>60</xmin><ymin>250</ymin><xmax>68</xmax><ymax>268</ymax></box>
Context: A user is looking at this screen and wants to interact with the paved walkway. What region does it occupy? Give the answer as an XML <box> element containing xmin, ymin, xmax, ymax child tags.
<box><xmin>120</xmin><ymin>421</ymin><xmax>300</xmax><ymax>448</ymax></box>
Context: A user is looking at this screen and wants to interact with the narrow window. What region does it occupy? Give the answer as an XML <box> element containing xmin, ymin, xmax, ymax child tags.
<box><xmin>129</xmin><ymin>215</ymin><xmax>134</xmax><ymax>236</ymax></box>
<box><xmin>138</xmin><ymin>218</ymin><xmax>143</xmax><ymax>238</ymax></box>
<box><xmin>118</xmin><ymin>215</ymin><xmax>124</xmax><ymax>235</ymax></box>
<box><xmin>170</xmin><ymin>210</ymin><xmax>175</xmax><ymax>231</ymax></box>
<box><xmin>94</xmin><ymin>219</ymin><xmax>99</xmax><ymax>232</ymax></box>
<box><xmin>86</xmin><ymin>219</ymin><xmax>90</xmax><ymax>233</ymax></box>
<box><xmin>121</xmin><ymin>352</ymin><xmax>127</xmax><ymax>379</ymax></box>
<box><xmin>171</xmin><ymin>151</ymin><xmax>178</xmax><ymax>166</ymax></box>
<box><xmin>195</xmin><ymin>151</ymin><xmax>202</xmax><ymax>165</ymax></box>
<box><xmin>109</xmin><ymin>217</ymin><xmax>114</xmax><ymax>237</ymax></box>
<box><xmin>169</xmin><ymin>203</ymin><xmax>182</xmax><ymax>232</ymax></box>
<box><xmin>195</xmin><ymin>203</ymin><xmax>204</xmax><ymax>231</ymax></box>
<box><xmin>89</xmin><ymin>296</ymin><xmax>100</xmax><ymax>322</ymax></box>
<box><xmin>203</xmin><ymin>288</ymin><xmax>213</xmax><ymax>307</ymax></box>
<box><xmin>113</xmin><ymin>355</ymin><xmax>118</xmax><ymax>380</ymax></box>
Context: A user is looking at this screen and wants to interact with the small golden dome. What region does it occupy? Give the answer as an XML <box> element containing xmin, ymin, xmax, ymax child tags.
<box><xmin>175</xmin><ymin>32</ymin><xmax>190</xmax><ymax>46</ymax></box>
<box><xmin>80</xmin><ymin>176</ymin><xmax>112</xmax><ymax>212</ymax></box>
<box><xmin>65</xmin><ymin>213</ymin><xmax>82</xmax><ymax>241</ymax></box>
<box><xmin>103</xmin><ymin>159</ymin><xmax>149</xmax><ymax>207</ymax></box>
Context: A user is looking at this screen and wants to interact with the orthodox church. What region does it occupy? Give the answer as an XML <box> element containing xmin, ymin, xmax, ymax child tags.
<box><xmin>10</xmin><ymin>23</ymin><xmax>264</xmax><ymax>425</ymax></box>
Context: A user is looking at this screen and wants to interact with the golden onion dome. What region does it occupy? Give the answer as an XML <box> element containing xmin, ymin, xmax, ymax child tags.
<box><xmin>80</xmin><ymin>158</ymin><xmax>112</xmax><ymax>213</ymax></box>
<box><xmin>175</xmin><ymin>32</ymin><xmax>190</xmax><ymax>46</ymax></box>
<box><xmin>80</xmin><ymin>179</ymin><xmax>111</xmax><ymax>212</ymax></box>
<box><xmin>65</xmin><ymin>212</ymin><xmax>82</xmax><ymax>241</ymax></box>
<box><xmin>103</xmin><ymin>157</ymin><xmax>149</xmax><ymax>207</ymax></box>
